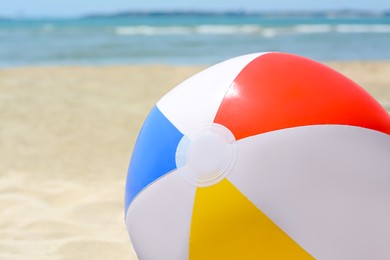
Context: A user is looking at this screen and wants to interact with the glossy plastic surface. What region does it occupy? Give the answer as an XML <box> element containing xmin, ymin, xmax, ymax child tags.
<box><xmin>125</xmin><ymin>52</ymin><xmax>390</xmax><ymax>260</ymax></box>
<box><xmin>215</xmin><ymin>53</ymin><xmax>390</xmax><ymax>140</ymax></box>
<box><xmin>125</xmin><ymin>106</ymin><xmax>183</xmax><ymax>212</ymax></box>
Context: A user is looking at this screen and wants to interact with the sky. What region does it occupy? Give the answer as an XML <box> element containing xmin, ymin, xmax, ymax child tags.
<box><xmin>1</xmin><ymin>0</ymin><xmax>390</xmax><ymax>18</ymax></box>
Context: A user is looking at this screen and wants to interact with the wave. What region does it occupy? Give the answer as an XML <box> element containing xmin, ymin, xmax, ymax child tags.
<box><xmin>6</xmin><ymin>23</ymin><xmax>386</xmax><ymax>37</ymax></box>
<box><xmin>7</xmin><ymin>23</ymin><xmax>385</xmax><ymax>37</ymax></box>
<box><xmin>115</xmin><ymin>25</ymin><xmax>263</xmax><ymax>35</ymax></box>
<box><xmin>293</xmin><ymin>25</ymin><xmax>333</xmax><ymax>33</ymax></box>
<box><xmin>334</xmin><ymin>24</ymin><xmax>390</xmax><ymax>33</ymax></box>
<box><xmin>115</xmin><ymin>25</ymin><xmax>191</xmax><ymax>35</ymax></box>
<box><xmin>115</xmin><ymin>24</ymin><xmax>390</xmax><ymax>36</ymax></box>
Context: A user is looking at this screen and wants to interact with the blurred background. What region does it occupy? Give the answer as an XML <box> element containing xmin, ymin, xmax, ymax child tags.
<box><xmin>1</xmin><ymin>1</ymin><xmax>390</xmax><ymax>260</ymax></box>
<box><xmin>1</xmin><ymin>0</ymin><xmax>390</xmax><ymax>66</ymax></box>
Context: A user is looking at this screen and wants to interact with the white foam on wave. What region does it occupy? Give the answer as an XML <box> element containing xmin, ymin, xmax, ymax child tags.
<box><xmin>115</xmin><ymin>26</ymin><xmax>192</xmax><ymax>35</ymax></box>
<box><xmin>114</xmin><ymin>24</ymin><xmax>390</xmax><ymax>36</ymax></box>
<box><xmin>262</xmin><ymin>28</ymin><xmax>278</xmax><ymax>38</ymax></box>
<box><xmin>293</xmin><ymin>24</ymin><xmax>333</xmax><ymax>33</ymax></box>
<box><xmin>335</xmin><ymin>24</ymin><xmax>390</xmax><ymax>33</ymax></box>
<box><xmin>195</xmin><ymin>25</ymin><xmax>261</xmax><ymax>34</ymax></box>
<box><xmin>115</xmin><ymin>25</ymin><xmax>264</xmax><ymax>36</ymax></box>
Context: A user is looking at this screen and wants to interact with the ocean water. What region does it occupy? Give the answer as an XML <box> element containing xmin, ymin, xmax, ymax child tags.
<box><xmin>1</xmin><ymin>14</ymin><xmax>390</xmax><ymax>66</ymax></box>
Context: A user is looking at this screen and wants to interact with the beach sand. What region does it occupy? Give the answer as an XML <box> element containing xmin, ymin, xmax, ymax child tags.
<box><xmin>1</xmin><ymin>62</ymin><xmax>390</xmax><ymax>259</ymax></box>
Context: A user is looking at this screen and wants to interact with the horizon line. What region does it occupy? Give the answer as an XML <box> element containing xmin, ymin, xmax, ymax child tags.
<box><xmin>1</xmin><ymin>8</ymin><xmax>390</xmax><ymax>20</ymax></box>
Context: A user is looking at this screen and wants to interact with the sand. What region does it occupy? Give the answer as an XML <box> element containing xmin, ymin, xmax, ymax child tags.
<box><xmin>1</xmin><ymin>62</ymin><xmax>390</xmax><ymax>259</ymax></box>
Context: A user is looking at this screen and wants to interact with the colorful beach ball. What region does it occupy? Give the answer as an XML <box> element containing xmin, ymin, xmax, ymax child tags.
<box><xmin>125</xmin><ymin>52</ymin><xmax>390</xmax><ymax>259</ymax></box>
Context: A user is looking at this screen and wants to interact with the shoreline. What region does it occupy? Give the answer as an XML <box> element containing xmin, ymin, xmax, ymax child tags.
<box><xmin>1</xmin><ymin>59</ymin><xmax>390</xmax><ymax>68</ymax></box>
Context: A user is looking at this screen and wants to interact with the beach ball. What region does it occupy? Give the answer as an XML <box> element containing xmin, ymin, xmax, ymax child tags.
<box><xmin>125</xmin><ymin>52</ymin><xmax>390</xmax><ymax>260</ymax></box>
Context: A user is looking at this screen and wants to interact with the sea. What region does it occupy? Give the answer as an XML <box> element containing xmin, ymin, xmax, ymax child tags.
<box><xmin>1</xmin><ymin>12</ymin><xmax>390</xmax><ymax>66</ymax></box>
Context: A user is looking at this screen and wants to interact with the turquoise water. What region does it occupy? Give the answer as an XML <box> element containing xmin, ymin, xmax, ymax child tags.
<box><xmin>1</xmin><ymin>14</ymin><xmax>390</xmax><ymax>66</ymax></box>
